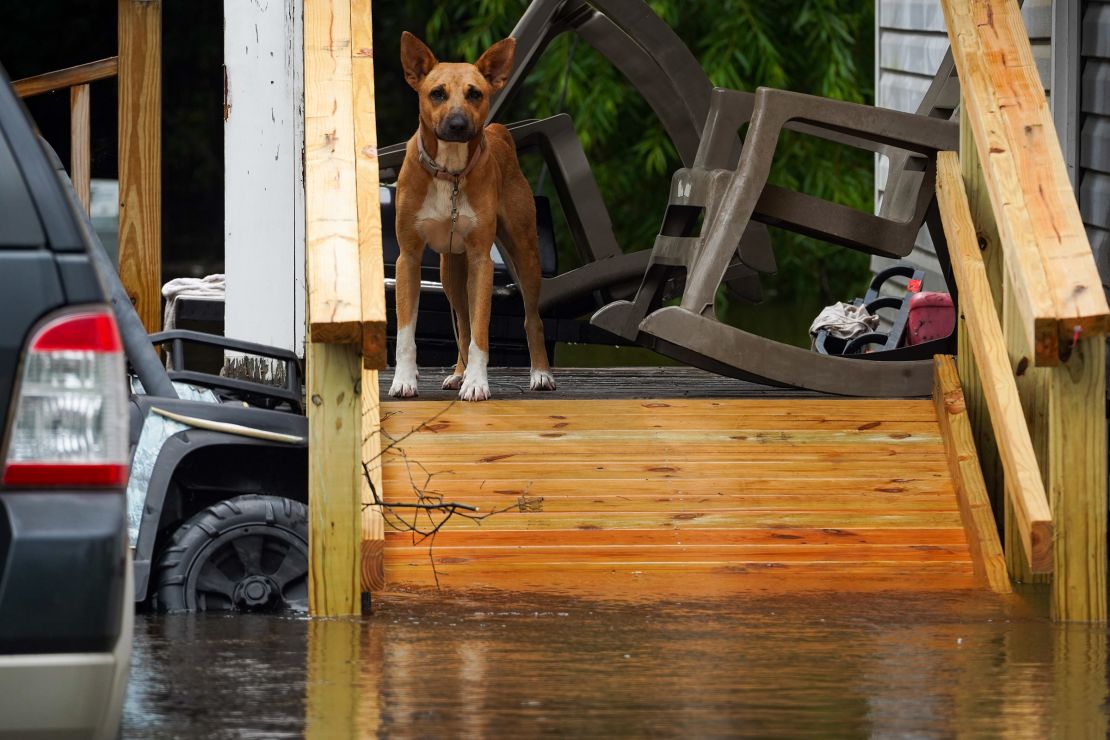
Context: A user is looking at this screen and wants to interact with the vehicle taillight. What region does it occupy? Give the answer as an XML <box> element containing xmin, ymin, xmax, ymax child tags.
<box><xmin>2</xmin><ymin>308</ymin><xmax>129</xmax><ymax>488</ymax></box>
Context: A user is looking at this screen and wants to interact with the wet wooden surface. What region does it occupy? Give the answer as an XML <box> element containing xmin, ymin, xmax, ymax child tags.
<box><xmin>378</xmin><ymin>376</ymin><xmax>984</xmax><ymax>598</ymax></box>
<box><xmin>378</xmin><ymin>366</ymin><xmax>832</xmax><ymax>400</ymax></box>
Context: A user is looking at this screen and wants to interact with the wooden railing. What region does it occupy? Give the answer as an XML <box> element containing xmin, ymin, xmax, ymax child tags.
<box><xmin>13</xmin><ymin>57</ymin><xmax>119</xmax><ymax>214</ymax></box>
<box><xmin>939</xmin><ymin>0</ymin><xmax>1109</xmax><ymax>622</ymax></box>
<box><xmin>11</xmin><ymin>1</ymin><xmax>163</xmax><ymax>336</ymax></box>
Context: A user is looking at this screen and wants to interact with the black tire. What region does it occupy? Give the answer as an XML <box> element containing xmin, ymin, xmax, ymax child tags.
<box><xmin>153</xmin><ymin>494</ymin><xmax>309</xmax><ymax>613</ymax></box>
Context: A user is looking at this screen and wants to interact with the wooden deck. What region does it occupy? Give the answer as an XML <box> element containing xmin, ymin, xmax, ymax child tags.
<box><xmin>377</xmin><ymin>368</ymin><xmax>994</xmax><ymax>599</ymax></box>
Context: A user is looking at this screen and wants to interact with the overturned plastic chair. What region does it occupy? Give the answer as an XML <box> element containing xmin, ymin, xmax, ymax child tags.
<box><xmin>591</xmin><ymin>84</ymin><xmax>958</xmax><ymax>396</ymax></box>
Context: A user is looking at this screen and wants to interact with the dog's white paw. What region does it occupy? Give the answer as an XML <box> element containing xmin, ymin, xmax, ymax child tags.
<box><xmin>442</xmin><ymin>374</ymin><xmax>463</xmax><ymax>390</ymax></box>
<box><xmin>459</xmin><ymin>375</ymin><xmax>491</xmax><ymax>402</ymax></box>
<box><xmin>389</xmin><ymin>369</ymin><xmax>419</xmax><ymax>398</ymax></box>
<box><xmin>530</xmin><ymin>369</ymin><xmax>556</xmax><ymax>391</ymax></box>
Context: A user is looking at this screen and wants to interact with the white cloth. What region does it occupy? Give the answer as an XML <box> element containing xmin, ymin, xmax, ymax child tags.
<box><xmin>808</xmin><ymin>301</ymin><xmax>879</xmax><ymax>340</ymax></box>
<box><xmin>161</xmin><ymin>274</ymin><xmax>225</xmax><ymax>330</ymax></box>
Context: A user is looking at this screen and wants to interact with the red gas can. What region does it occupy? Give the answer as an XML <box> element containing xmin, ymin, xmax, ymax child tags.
<box><xmin>905</xmin><ymin>291</ymin><xmax>955</xmax><ymax>346</ymax></box>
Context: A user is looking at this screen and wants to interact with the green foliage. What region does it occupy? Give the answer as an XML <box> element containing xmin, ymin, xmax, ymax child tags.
<box><xmin>380</xmin><ymin>0</ymin><xmax>875</xmax><ymax>309</ymax></box>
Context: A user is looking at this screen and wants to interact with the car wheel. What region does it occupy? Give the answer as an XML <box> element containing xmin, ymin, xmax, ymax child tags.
<box><xmin>153</xmin><ymin>494</ymin><xmax>308</xmax><ymax>613</ymax></box>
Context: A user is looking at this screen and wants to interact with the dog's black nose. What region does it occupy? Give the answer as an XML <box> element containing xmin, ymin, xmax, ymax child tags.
<box><xmin>446</xmin><ymin>114</ymin><xmax>468</xmax><ymax>133</ymax></box>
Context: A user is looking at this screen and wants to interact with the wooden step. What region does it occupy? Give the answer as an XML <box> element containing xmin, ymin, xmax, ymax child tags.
<box><xmin>378</xmin><ymin>397</ymin><xmax>993</xmax><ymax>599</ymax></box>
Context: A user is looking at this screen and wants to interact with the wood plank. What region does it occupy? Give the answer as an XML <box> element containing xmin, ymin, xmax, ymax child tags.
<box><xmin>378</xmin><ymin>510</ymin><xmax>966</xmax><ymax>531</ymax></box>
<box><xmin>958</xmin><ymin>104</ymin><xmax>1005</xmax><ymax>530</ymax></box>
<box><xmin>932</xmin><ymin>356</ymin><xmax>1012</xmax><ymax>593</ymax></box>
<box><xmin>936</xmin><ymin>152</ymin><xmax>1053</xmax><ymax>574</ymax></box>
<box><xmin>303</xmin><ymin>0</ymin><xmax>362</xmax><ymax>343</ymax></box>
<box><xmin>941</xmin><ymin>0</ymin><xmax>1109</xmax><ymax>363</ymax></box>
<box><xmin>384</xmin><ymin>495</ymin><xmax>959</xmax><ymax>514</ymax></box>
<box><xmin>386</xmin><ymin>543</ymin><xmax>974</xmax><ymax>566</ymax></box>
<box><xmin>382</xmin><ymin>366</ymin><xmax>832</xmax><ymax>401</ymax></box>
<box><xmin>385</xmin><ymin>527</ymin><xmax>973</xmax><ymax>548</ymax></box>
<box><xmin>1003</xmin><ymin>268</ymin><xmax>1050</xmax><ymax>584</ymax></box>
<box><xmin>1048</xmin><ymin>336</ymin><xmax>1106</xmax><ymax>622</ymax></box>
<box><xmin>383</xmin><ymin>398</ymin><xmax>941</xmax><ymax>418</ymax></box>
<box><xmin>350</xmin><ymin>0</ymin><xmax>387</xmax><ymax>368</ymax></box>
<box><xmin>361</xmin><ymin>366</ymin><xmax>385</xmax><ymax>593</ymax></box>
<box><xmin>69</xmin><ymin>84</ymin><xmax>91</xmax><ymax>214</ymax></box>
<box><xmin>383</xmin><ymin>562</ymin><xmax>982</xmax><ymax>597</ymax></box>
<box><xmin>307</xmin><ymin>340</ymin><xmax>362</xmax><ymax>616</ymax></box>
<box><xmin>382</xmin><ymin>461</ymin><xmax>952</xmax><ymax>481</ymax></box>
<box><xmin>380</xmin><ymin>413</ymin><xmax>941</xmax><ymax>434</ymax></box>
<box><xmin>388</xmin><ymin>428</ymin><xmax>942</xmax><ymax>446</ymax></box>
<box><xmin>378</xmin><ymin>476</ymin><xmax>960</xmax><ymax>498</ymax></box>
<box><xmin>117</xmin><ymin>0</ymin><xmax>162</xmax><ymax>334</ymax></box>
<box><xmin>12</xmin><ymin>56</ymin><xmax>118</xmax><ymax>98</ymax></box>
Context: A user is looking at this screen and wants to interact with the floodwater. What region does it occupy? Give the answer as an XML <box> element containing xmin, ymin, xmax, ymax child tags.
<box><xmin>123</xmin><ymin>589</ymin><xmax>1109</xmax><ymax>738</ymax></box>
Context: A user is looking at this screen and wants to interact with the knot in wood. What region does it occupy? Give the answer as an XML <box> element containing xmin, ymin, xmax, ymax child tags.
<box><xmin>943</xmin><ymin>388</ymin><xmax>966</xmax><ymax>414</ymax></box>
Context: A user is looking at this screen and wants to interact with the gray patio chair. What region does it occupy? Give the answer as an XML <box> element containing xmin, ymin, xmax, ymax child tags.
<box><xmin>591</xmin><ymin>83</ymin><xmax>959</xmax><ymax>396</ymax></box>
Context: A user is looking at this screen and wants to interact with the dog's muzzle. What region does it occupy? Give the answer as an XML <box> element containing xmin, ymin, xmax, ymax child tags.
<box><xmin>437</xmin><ymin>112</ymin><xmax>475</xmax><ymax>142</ymax></box>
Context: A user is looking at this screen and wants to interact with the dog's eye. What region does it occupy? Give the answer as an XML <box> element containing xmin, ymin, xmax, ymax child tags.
<box><xmin>466</xmin><ymin>88</ymin><xmax>483</xmax><ymax>103</ymax></box>
<box><xmin>429</xmin><ymin>88</ymin><xmax>447</xmax><ymax>102</ymax></box>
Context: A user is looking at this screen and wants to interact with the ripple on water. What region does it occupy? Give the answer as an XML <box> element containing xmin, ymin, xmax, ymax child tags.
<box><xmin>124</xmin><ymin>588</ymin><xmax>1108</xmax><ymax>738</ymax></box>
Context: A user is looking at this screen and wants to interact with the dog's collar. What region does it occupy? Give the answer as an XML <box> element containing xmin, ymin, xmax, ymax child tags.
<box><xmin>416</xmin><ymin>126</ymin><xmax>486</xmax><ymax>182</ymax></box>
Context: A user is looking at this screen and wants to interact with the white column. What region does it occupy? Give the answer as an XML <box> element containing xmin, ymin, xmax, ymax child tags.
<box><xmin>224</xmin><ymin>0</ymin><xmax>306</xmax><ymax>357</ymax></box>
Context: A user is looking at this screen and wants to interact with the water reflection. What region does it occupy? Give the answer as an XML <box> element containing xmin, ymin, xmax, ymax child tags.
<box><xmin>124</xmin><ymin>590</ymin><xmax>1109</xmax><ymax>738</ymax></box>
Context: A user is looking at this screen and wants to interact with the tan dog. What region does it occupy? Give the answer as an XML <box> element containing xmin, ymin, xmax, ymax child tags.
<box><xmin>390</xmin><ymin>32</ymin><xmax>555</xmax><ymax>401</ymax></box>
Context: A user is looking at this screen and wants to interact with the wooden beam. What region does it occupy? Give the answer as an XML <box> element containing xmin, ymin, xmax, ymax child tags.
<box><xmin>360</xmin><ymin>367</ymin><xmax>386</xmax><ymax>595</ymax></box>
<box><xmin>936</xmin><ymin>151</ymin><xmax>1053</xmax><ymax>573</ymax></box>
<box><xmin>956</xmin><ymin>109</ymin><xmax>1005</xmax><ymax>552</ymax></box>
<box><xmin>70</xmin><ymin>85</ymin><xmax>91</xmax><ymax>215</ymax></box>
<box><xmin>12</xmin><ymin>57</ymin><xmax>118</xmax><ymax>98</ymax></box>
<box><xmin>932</xmin><ymin>356</ymin><xmax>1011</xmax><ymax>594</ymax></box>
<box><xmin>307</xmin><ymin>340</ymin><xmax>362</xmax><ymax>616</ymax></box>
<box><xmin>118</xmin><ymin>0</ymin><xmax>162</xmax><ymax>334</ymax></box>
<box><xmin>941</xmin><ymin>0</ymin><xmax>1109</xmax><ymax>364</ymax></box>
<box><xmin>303</xmin><ymin>0</ymin><xmax>363</xmax><ymax>344</ymax></box>
<box><xmin>351</xmin><ymin>0</ymin><xmax>387</xmax><ymax>369</ymax></box>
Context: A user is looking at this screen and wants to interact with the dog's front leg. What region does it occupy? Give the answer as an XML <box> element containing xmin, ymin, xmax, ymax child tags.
<box><xmin>440</xmin><ymin>252</ymin><xmax>471</xmax><ymax>390</ymax></box>
<box><xmin>459</xmin><ymin>239</ymin><xmax>495</xmax><ymax>401</ymax></box>
<box><xmin>389</xmin><ymin>231</ymin><xmax>424</xmax><ymax>398</ymax></box>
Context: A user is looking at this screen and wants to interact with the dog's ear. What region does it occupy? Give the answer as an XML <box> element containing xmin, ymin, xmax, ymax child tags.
<box><xmin>475</xmin><ymin>38</ymin><xmax>516</xmax><ymax>92</ymax></box>
<box><xmin>400</xmin><ymin>31</ymin><xmax>438</xmax><ymax>90</ymax></box>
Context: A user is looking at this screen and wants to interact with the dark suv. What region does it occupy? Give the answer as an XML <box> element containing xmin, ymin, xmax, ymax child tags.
<box><xmin>0</xmin><ymin>66</ymin><xmax>130</xmax><ymax>738</ymax></box>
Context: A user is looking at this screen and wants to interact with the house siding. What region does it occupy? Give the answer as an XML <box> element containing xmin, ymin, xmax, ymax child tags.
<box><xmin>870</xmin><ymin>0</ymin><xmax>1054</xmax><ymax>292</ymax></box>
<box><xmin>1081</xmin><ymin>0</ymin><xmax>1110</xmax><ymax>285</ymax></box>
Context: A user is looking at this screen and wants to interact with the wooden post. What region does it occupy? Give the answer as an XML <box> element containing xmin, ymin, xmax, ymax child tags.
<box><xmin>361</xmin><ymin>369</ymin><xmax>385</xmax><ymax>594</ymax></box>
<box><xmin>1048</xmin><ymin>338</ymin><xmax>1106</xmax><ymax>621</ymax></box>
<box><xmin>350</xmin><ymin>0</ymin><xmax>387</xmax><ymax>597</ymax></box>
<box><xmin>117</xmin><ymin>0</ymin><xmax>162</xmax><ymax>334</ymax></box>
<box><xmin>304</xmin><ymin>0</ymin><xmax>367</xmax><ymax>617</ymax></box>
<box><xmin>306</xmin><ymin>341</ymin><xmax>362</xmax><ymax>616</ymax></box>
<box><xmin>351</xmin><ymin>0</ymin><xmax>387</xmax><ymax>370</ymax></box>
<box><xmin>69</xmin><ymin>85</ymin><xmax>91</xmax><ymax>214</ymax></box>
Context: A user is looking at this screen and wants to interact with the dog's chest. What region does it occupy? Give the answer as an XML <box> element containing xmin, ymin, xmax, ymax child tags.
<box><xmin>415</xmin><ymin>178</ymin><xmax>477</xmax><ymax>254</ymax></box>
